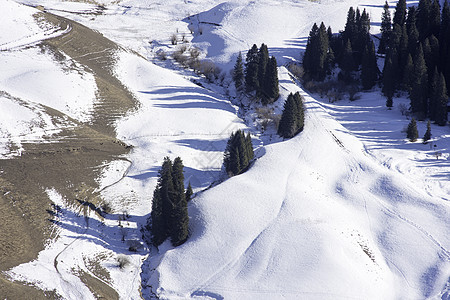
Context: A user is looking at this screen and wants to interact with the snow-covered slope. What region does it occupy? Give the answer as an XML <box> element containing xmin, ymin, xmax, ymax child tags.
<box><xmin>149</xmin><ymin>68</ymin><xmax>450</xmax><ymax>299</ymax></box>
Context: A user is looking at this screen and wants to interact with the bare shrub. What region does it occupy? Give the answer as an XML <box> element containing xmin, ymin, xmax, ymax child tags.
<box><xmin>170</xmin><ymin>33</ymin><xmax>178</xmax><ymax>45</ymax></box>
<box><xmin>117</xmin><ymin>255</ymin><xmax>130</xmax><ymax>269</ymax></box>
<box><xmin>199</xmin><ymin>60</ymin><xmax>221</xmax><ymax>82</ymax></box>
<box><xmin>348</xmin><ymin>85</ymin><xmax>360</xmax><ymax>101</ymax></box>
<box><xmin>189</xmin><ymin>47</ymin><xmax>201</xmax><ymax>59</ymax></box>
<box><xmin>398</xmin><ymin>103</ymin><xmax>410</xmax><ymax>116</ymax></box>
<box><xmin>173</xmin><ymin>47</ymin><xmax>188</xmax><ymax>66</ymax></box>
<box><xmin>288</xmin><ymin>63</ymin><xmax>304</xmax><ymax>80</ymax></box>
<box><xmin>100</xmin><ymin>202</ymin><xmax>112</xmax><ymax>215</ymax></box>
<box><xmin>156</xmin><ymin>49</ymin><xmax>167</xmax><ymax>60</ymax></box>
<box><xmin>256</xmin><ymin>107</ymin><xmax>279</xmax><ymax>132</ymax></box>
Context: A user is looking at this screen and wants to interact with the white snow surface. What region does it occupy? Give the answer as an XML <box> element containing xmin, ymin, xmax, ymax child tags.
<box><xmin>4</xmin><ymin>0</ymin><xmax>450</xmax><ymax>299</ymax></box>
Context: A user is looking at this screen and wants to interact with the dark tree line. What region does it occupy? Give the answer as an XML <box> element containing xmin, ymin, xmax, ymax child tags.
<box><xmin>278</xmin><ymin>92</ymin><xmax>305</xmax><ymax>138</ymax></box>
<box><xmin>381</xmin><ymin>0</ymin><xmax>449</xmax><ymax>125</ymax></box>
<box><xmin>302</xmin><ymin>7</ymin><xmax>379</xmax><ymax>89</ymax></box>
<box><xmin>224</xmin><ymin>130</ymin><xmax>254</xmax><ymax>176</ymax></box>
<box><xmin>233</xmin><ymin>43</ymin><xmax>279</xmax><ymax>104</ymax></box>
<box><xmin>149</xmin><ymin>157</ymin><xmax>191</xmax><ymax>247</ymax></box>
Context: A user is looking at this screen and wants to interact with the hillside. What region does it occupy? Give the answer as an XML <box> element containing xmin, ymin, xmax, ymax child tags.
<box><xmin>1</xmin><ymin>0</ymin><xmax>449</xmax><ymax>299</ymax></box>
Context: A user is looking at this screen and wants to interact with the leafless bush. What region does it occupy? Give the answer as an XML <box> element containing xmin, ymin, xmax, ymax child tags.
<box><xmin>198</xmin><ymin>60</ymin><xmax>221</xmax><ymax>82</ymax></box>
<box><xmin>348</xmin><ymin>86</ymin><xmax>360</xmax><ymax>101</ymax></box>
<box><xmin>256</xmin><ymin>107</ymin><xmax>280</xmax><ymax>132</ymax></box>
<box><xmin>170</xmin><ymin>33</ymin><xmax>178</xmax><ymax>45</ymax></box>
<box><xmin>189</xmin><ymin>47</ymin><xmax>201</xmax><ymax>59</ymax></box>
<box><xmin>117</xmin><ymin>255</ymin><xmax>130</xmax><ymax>269</ymax></box>
<box><xmin>288</xmin><ymin>63</ymin><xmax>304</xmax><ymax>80</ymax></box>
<box><xmin>156</xmin><ymin>49</ymin><xmax>167</xmax><ymax>60</ymax></box>
<box><xmin>173</xmin><ymin>47</ymin><xmax>188</xmax><ymax>66</ymax></box>
<box><xmin>100</xmin><ymin>202</ymin><xmax>112</xmax><ymax>215</ymax></box>
<box><xmin>398</xmin><ymin>103</ymin><xmax>410</xmax><ymax>117</ymax></box>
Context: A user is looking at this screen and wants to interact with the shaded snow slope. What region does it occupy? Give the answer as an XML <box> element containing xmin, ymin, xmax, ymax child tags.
<box><xmin>150</xmin><ymin>69</ymin><xmax>450</xmax><ymax>299</ymax></box>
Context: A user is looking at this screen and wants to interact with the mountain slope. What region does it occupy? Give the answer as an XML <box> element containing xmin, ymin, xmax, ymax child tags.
<box><xmin>150</xmin><ymin>68</ymin><xmax>450</xmax><ymax>299</ymax></box>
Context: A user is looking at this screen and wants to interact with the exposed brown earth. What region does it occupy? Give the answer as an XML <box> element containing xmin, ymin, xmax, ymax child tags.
<box><xmin>0</xmin><ymin>11</ymin><xmax>138</xmax><ymax>298</ymax></box>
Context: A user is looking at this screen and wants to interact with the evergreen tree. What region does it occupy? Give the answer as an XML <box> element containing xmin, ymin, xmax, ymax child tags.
<box><xmin>429</xmin><ymin>67</ymin><xmax>440</xmax><ymax>120</ymax></box>
<box><xmin>340</xmin><ymin>39</ymin><xmax>355</xmax><ymax>82</ymax></box>
<box><xmin>398</xmin><ymin>24</ymin><xmax>409</xmax><ymax>82</ymax></box>
<box><xmin>430</xmin><ymin>0</ymin><xmax>441</xmax><ymax>37</ymax></box>
<box><xmin>224</xmin><ymin>130</ymin><xmax>254</xmax><ymax>176</ymax></box>
<box><xmin>407</xmin><ymin>20</ymin><xmax>419</xmax><ymax>57</ymax></box>
<box><xmin>423</xmin><ymin>120</ymin><xmax>432</xmax><ymax>142</ymax></box>
<box><xmin>410</xmin><ymin>44</ymin><xmax>428</xmax><ymax>115</ymax></box>
<box><xmin>303</xmin><ymin>23</ymin><xmax>319</xmax><ymax>81</ymax></box>
<box><xmin>293</xmin><ymin>92</ymin><xmax>305</xmax><ymax>132</ymax></box>
<box><xmin>278</xmin><ymin>93</ymin><xmax>299</xmax><ymax>138</ymax></box>
<box><xmin>379</xmin><ymin>1</ymin><xmax>392</xmax><ymax>54</ymax></box>
<box><xmin>440</xmin><ymin>1</ymin><xmax>450</xmax><ymax>87</ymax></box>
<box><xmin>434</xmin><ymin>72</ymin><xmax>449</xmax><ymax>126</ymax></box>
<box><xmin>185</xmin><ymin>182</ymin><xmax>193</xmax><ymax>202</ymax></box>
<box><xmin>406</xmin><ymin>6</ymin><xmax>417</xmax><ymax>33</ymax></box>
<box><xmin>233</xmin><ymin>52</ymin><xmax>244</xmax><ymax>90</ymax></box>
<box><xmin>151</xmin><ymin>157</ymin><xmax>174</xmax><ymax>246</ymax></box>
<box><xmin>317</xmin><ymin>22</ymin><xmax>330</xmax><ymax>80</ymax></box>
<box><xmin>245</xmin><ymin>44</ymin><xmax>259</xmax><ymax>92</ymax></box>
<box><xmin>361</xmin><ymin>41</ymin><xmax>379</xmax><ymax>90</ymax></box>
<box><xmin>402</xmin><ymin>53</ymin><xmax>414</xmax><ymax>92</ymax></box>
<box><xmin>343</xmin><ymin>7</ymin><xmax>357</xmax><ymax>43</ymax></box>
<box><xmin>406</xmin><ymin>118</ymin><xmax>419</xmax><ymax>142</ymax></box>
<box><xmin>383</xmin><ymin>55</ymin><xmax>395</xmax><ymax>107</ymax></box>
<box><xmin>257</xmin><ymin>44</ymin><xmax>269</xmax><ymax>92</ymax></box>
<box><xmin>393</xmin><ymin>0</ymin><xmax>407</xmax><ymax>26</ymax></box>
<box><xmin>262</xmin><ymin>56</ymin><xmax>279</xmax><ymax>103</ymax></box>
<box><xmin>417</xmin><ymin>0</ymin><xmax>431</xmax><ymax>39</ymax></box>
<box><xmin>170</xmin><ymin>157</ymin><xmax>189</xmax><ymax>246</ymax></box>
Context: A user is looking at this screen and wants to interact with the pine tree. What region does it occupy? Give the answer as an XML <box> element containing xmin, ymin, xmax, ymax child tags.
<box><xmin>407</xmin><ymin>20</ymin><xmax>419</xmax><ymax>57</ymax></box>
<box><xmin>430</xmin><ymin>0</ymin><xmax>441</xmax><ymax>37</ymax></box>
<box><xmin>423</xmin><ymin>120</ymin><xmax>432</xmax><ymax>142</ymax></box>
<box><xmin>278</xmin><ymin>93</ymin><xmax>299</xmax><ymax>138</ymax></box>
<box><xmin>361</xmin><ymin>41</ymin><xmax>378</xmax><ymax>90</ymax></box>
<box><xmin>393</xmin><ymin>0</ymin><xmax>407</xmax><ymax>26</ymax></box>
<box><xmin>343</xmin><ymin>7</ymin><xmax>357</xmax><ymax>44</ymax></box>
<box><xmin>398</xmin><ymin>24</ymin><xmax>409</xmax><ymax>82</ymax></box>
<box><xmin>406</xmin><ymin>6</ymin><xmax>417</xmax><ymax>33</ymax></box>
<box><xmin>434</xmin><ymin>72</ymin><xmax>449</xmax><ymax>126</ymax></box>
<box><xmin>410</xmin><ymin>44</ymin><xmax>428</xmax><ymax>115</ymax></box>
<box><xmin>293</xmin><ymin>92</ymin><xmax>305</xmax><ymax>132</ymax></box>
<box><xmin>257</xmin><ymin>44</ymin><xmax>269</xmax><ymax>92</ymax></box>
<box><xmin>383</xmin><ymin>54</ymin><xmax>396</xmax><ymax>105</ymax></box>
<box><xmin>406</xmin><ymin>118</ymin><xmax>419</xmax><ymax>142</ymax></box>
<box><xmin>233</xmin><ymin>52</ymin><xmax>244</xmax><ymax>90</ymax></box>
<box><xmin>402</xmin><ymin>53</ymin><xmax>414</xmax><ymax>92</ymax></box>
<box><xmin>245</xmin><ymin>44</ymin><xmax>259</xmax><ymax>92</ymax></box>
<box><xmin>185</xmin><ymin>182</ymin><xmax>193</xmax><ymax>202</ymax></box>
<box><xmin>262</xmin><ymin>56</ymin><xmax>279</xmax><ymax>104</ymax></box>
<box><xmin>417</xmin><ymin>0</ymin><xmax>431</xmax><ymax>40</ymax></box>
<box><xmin>317</xmin><ymin>22</ymin><xmax>330</xmax><ymax>80</ymax></box>
<box><xmin>303</xmin><ymin>23</ymin><xmax>319</xmax><ymax>81</ymax></box>
<box><xmin>340</xmin><ymin>39</ymin><xmax>355</xmax><ymax>82</ymax></box>
<box><xmin>379</xmin><ymin>1</ymin><xmax>392</xmax><ymax>54</ymax></box>
<box><xmin>224</xmin><ymin>130</ymin><xmax>253</xmax><ymax>176</ymax></box>
<box><xmin>170</xmin><ymin>157</ymin><xmax>189</xmax><ymax>246</ymax></box>
<box><xmin>151</xmin><ymin>157</ymin><xmax>174</xmax><ymax>246</ymax></box>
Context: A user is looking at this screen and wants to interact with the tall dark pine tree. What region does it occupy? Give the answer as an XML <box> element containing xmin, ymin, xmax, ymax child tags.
<box><xmin>343</xmin><ymin>7</ymin><xmax>357</xmax><ymax>44</ymax></box>
<box><xmin>410</xmin><ymin>44</ymin><xmax>428</xmax><ymax>115</ymax></box>
<box><xmin>434</xmin><ymin>72</ymin><xmax>449</xmax><ymax>126</ymax></box>
<box><xmin>257</xmin><ymin>44</ymin><xmax>269</xmax><ymax>92</ymax></box>
<box><xmin>262</xmin><ymin>56</ymin><xmax>279</xmax><ymax>104</ymax></box>
<box><xmin>398</xmin><ymin>24</ymin><xmax>409</xmax><ymax>82</ymax></box>
<box><xmin>402</xmin><ymin>54</ymin><xmax>414</xmax><ymax>92</ymax></box>
<box><xmin>429</xmin><ymin>0</ymin><xmax>441</xmax><ymax>37</ymax></box>
<box><xmin>185</xmin><ymin>182</ymin><xmax>193</xmax><ymax>202</ymax></box>
<box><xmin>151</xmin><ymin>157</ymin><xmax>174</xmax><ymax>246</ymax></box>
<box><xmin>245</xmin><ymin>44</ymin><xmax>259</xmax><ymax>92</ymax></box>
<box><xmin>429</xmin><ymin>67</ymin><xmax>440</xmax><ymax>120</ymax></box>
<box><xmin>169</xmin><ymin>157</ymin><xmax>189</xmax><ymax>246</ymax></box>
<box><xmin>423</xmin><ymin>120</ymin><xmax>432</xmax><ymax>142</ymax></box>
<box><xmin>383</xmin><ymin>54</ymin><xmax>395</xmax><ymax>107</ymax></box>
<box><xmin>393</xmin><ymin>0</ymin><xmax>407</xmax><ymax>26</ymax></box>
<box><xmin>317</xmin><ymin>22</ymin><xmax>330</xmax><ymax>80</ymax></box>
<box><xmin>293</xmin><ymin>92</ymin><xmax>305</xmax><ymax>132</ymax></box>
<box><xmin>340</xmin><ymin>39</ymin><xmax>355</xmax><ymax>82</ymax></box>
<box><xmin>417</xmin><ymin>0</ymin><xmax>431</xmax><ymax>40</ymax></box>
<box><xmin>278</xmin><ymin>93</ymin><xmax>300</xmax><ymax>138</ymax></box>
<box><xmin>440</xmin><ymin>0</ymin><xmax>450</xmax><ymax>88</ymax></box>
<box><xmin>303</xmin><ymin>23</ymin><xmax>319</xmax><ymax>81</ymax></box>
<box><xmin>361</xmin><ymin>41</ymin><xmax>379</xmax><ymax>90</ymax></box>
<box><xmin>224</xmin><ymin>130</ymin><xmax>254</xmax><ymax>176</ymax></box>
<box><xmin>233</xmin><ymin>52</ymin><xmax>244</xmax><ymax>90</ymax></box>
<box><xmin>407</xmin><ymin>19</ymin><xmax>419</xmax><ymax>57</ymax></box>
<box><xmin>407</xmin><ymin>118</ymin><xmax>419</xmax><ymax>142</ymax></box>
<box><xmin>379</xmin><ymin>1</ymin><xmax>392</xmax><ymax>54</ymax></box>
<box><xmin>406</xmin><ymin>6</ymin><xmax>417</xmax><ymax>33</ymax></box>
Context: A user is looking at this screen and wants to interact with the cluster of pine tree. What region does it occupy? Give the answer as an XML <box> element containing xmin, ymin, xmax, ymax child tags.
<box><xmin>149</xmin><ymin>157</ymin><xmax>192</xmax><ymax>247</ymax></box>
<box><xmin>233</xmin><ymin>44</ymin><xmax>279</xmax><ymax>104</ymax></box>
<box><xmin>380</xmin><ymin>0</ymin><xmax>449</xmax><ymax>125</ymax></box>
<box><xmin>303</xmin><ymin>8</ymin><xmax>379</xmax><ymax>89</ymax></box>
<box><xmin>223</xmin><ymin>130</ymin><xmax>254</xmax><ymax>176</ymax></box>
<box><xmin>278</xmin><ymin>92</ymin><xmax>305</xmax><ymax>138</ymax></box>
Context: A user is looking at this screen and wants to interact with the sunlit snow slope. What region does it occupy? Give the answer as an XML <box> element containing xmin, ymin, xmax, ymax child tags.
<box><xmin>151</xmin><ymin>69</ymin><xmax>450</xmax><ymax>300</ymax></box>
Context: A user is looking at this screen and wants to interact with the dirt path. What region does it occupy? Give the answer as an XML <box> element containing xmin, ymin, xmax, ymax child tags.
<box><xmin>0</xmin><ymin>11</ymin><xmax>138</xmax><ymax>299</ymax></box>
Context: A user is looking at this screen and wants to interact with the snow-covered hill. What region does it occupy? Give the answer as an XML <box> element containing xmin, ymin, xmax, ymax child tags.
<box><xmin>3</xmin><ymin>0</ymin><xmax>450</xmax><ymax>299</ymax></box>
